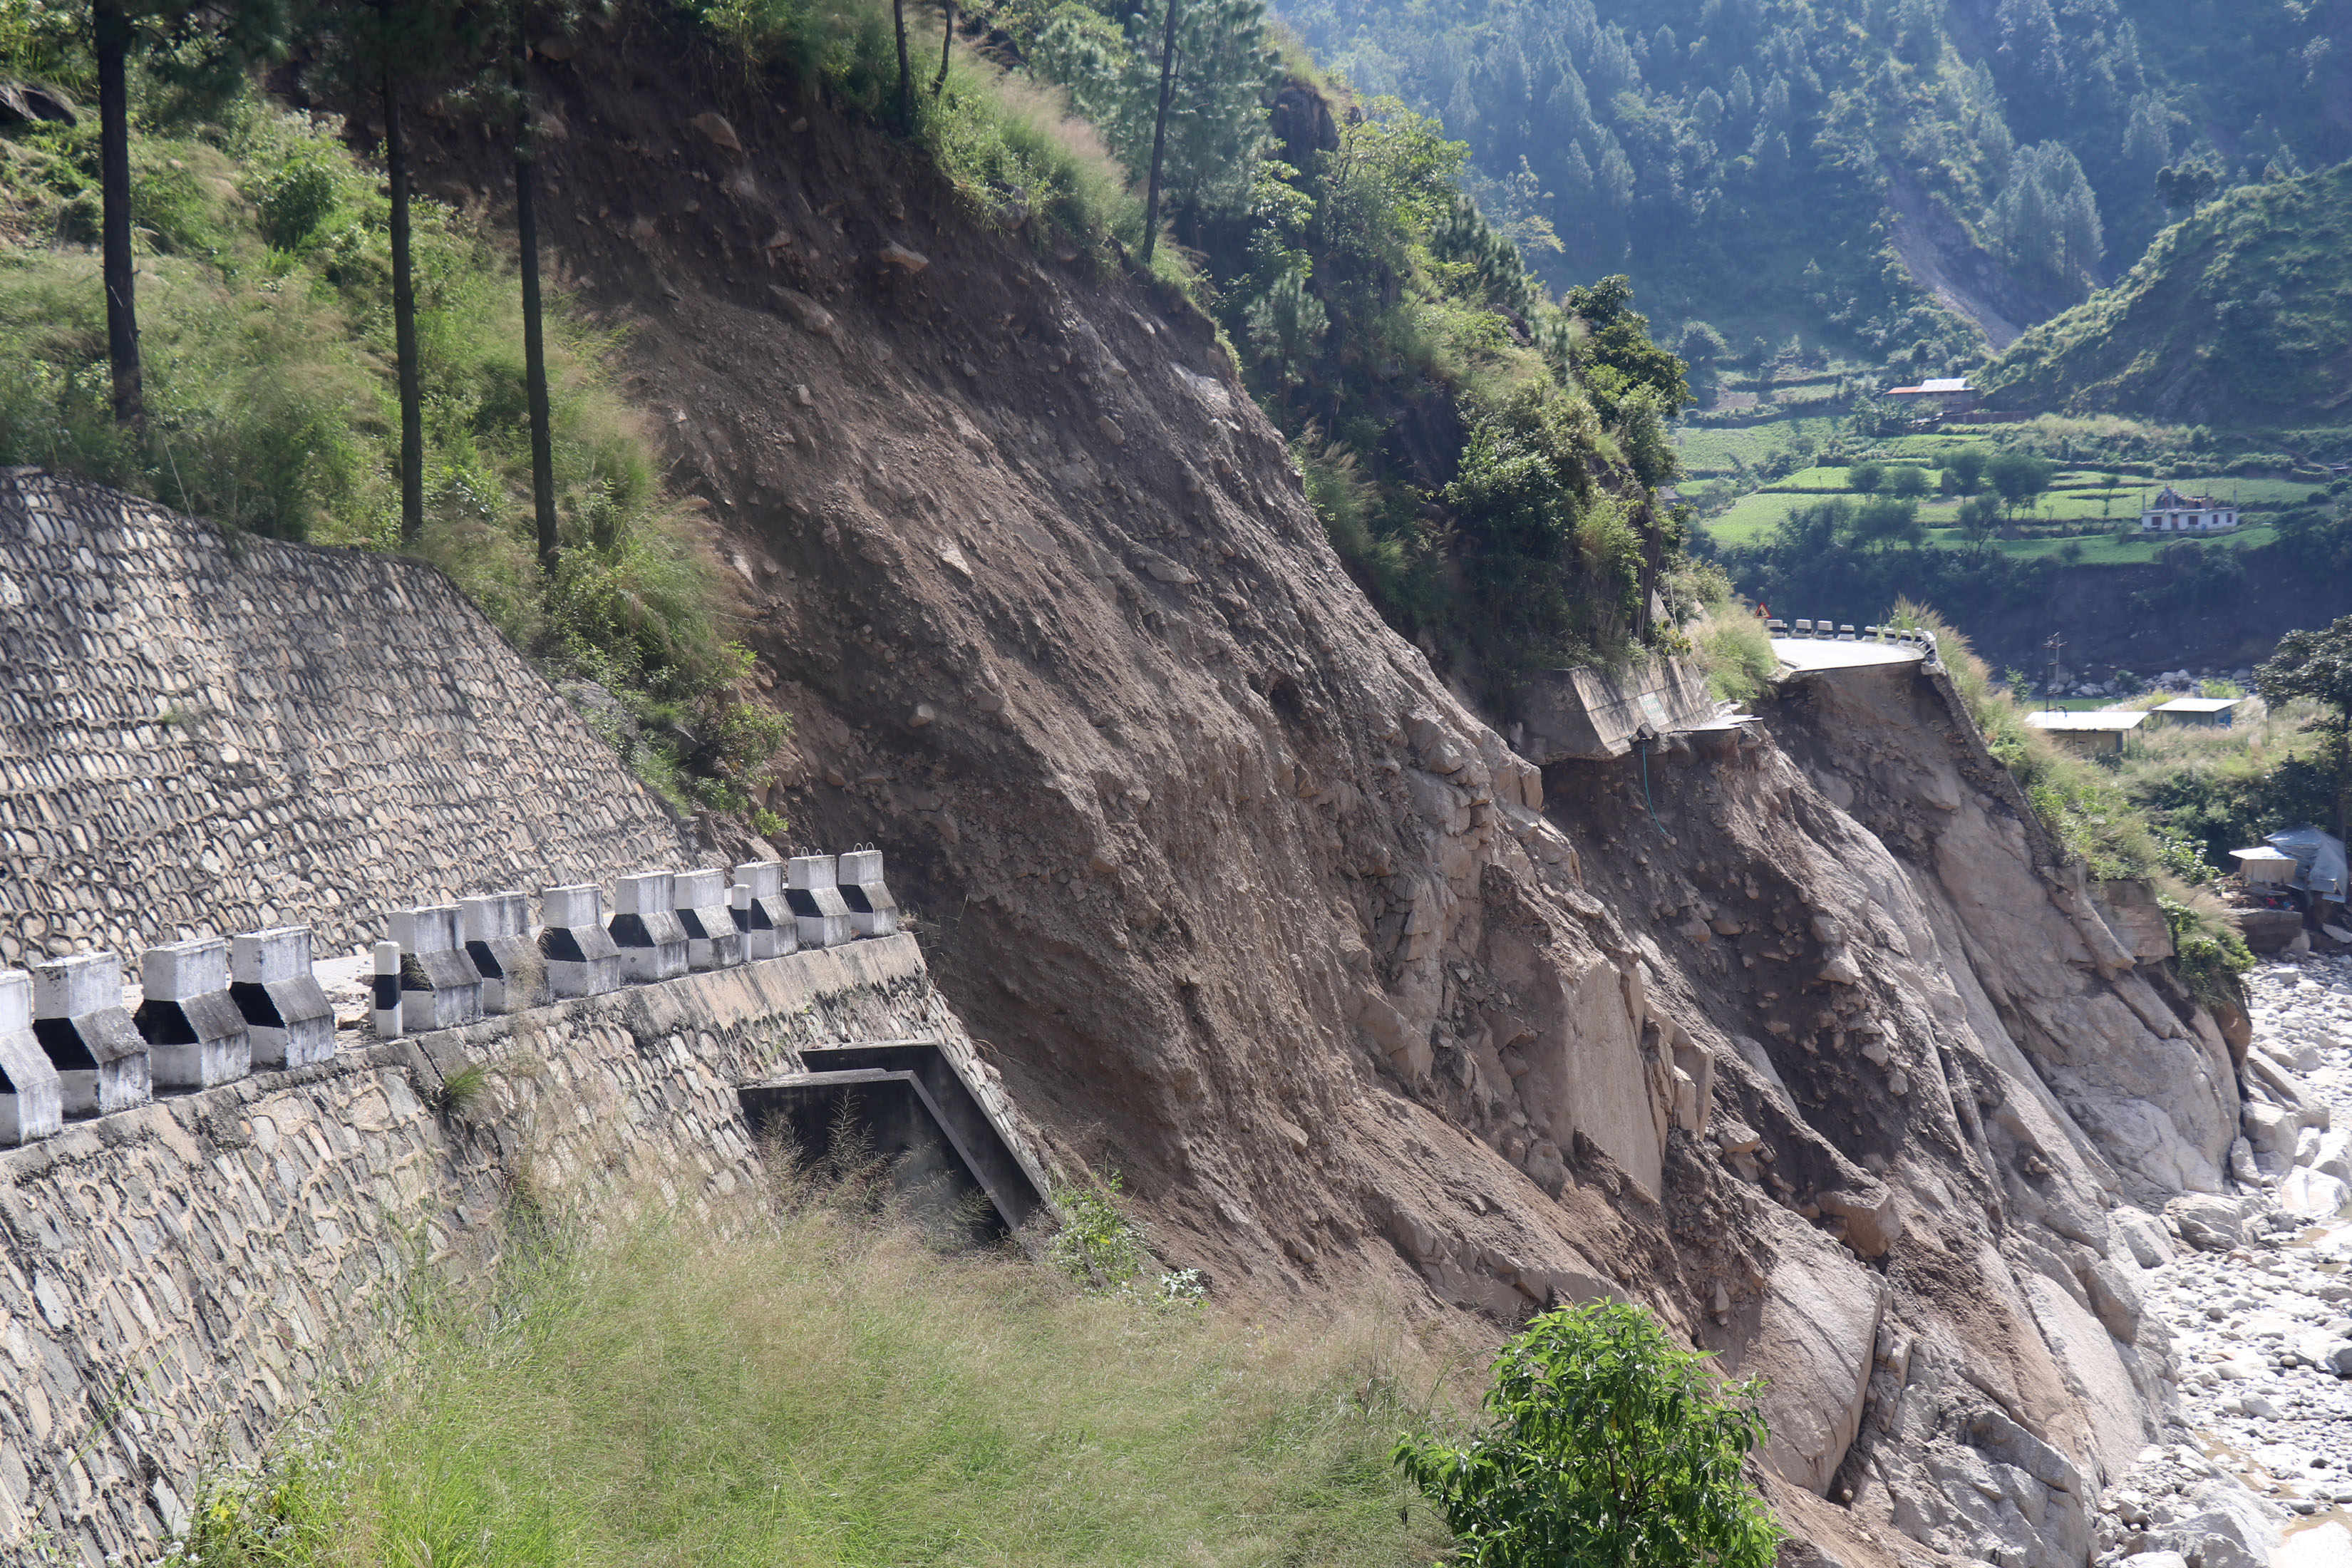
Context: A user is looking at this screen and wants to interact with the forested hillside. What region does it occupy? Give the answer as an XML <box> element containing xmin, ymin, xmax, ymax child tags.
<box><xmin>1980</xmin><ymin>160</ymin><xmax>2352</xmax><ymax>427</ymax></box>
<box><xmin>1276</xmin><ymin>0</ymin><xmax>2352</xmax><ymax>373</ymax></box>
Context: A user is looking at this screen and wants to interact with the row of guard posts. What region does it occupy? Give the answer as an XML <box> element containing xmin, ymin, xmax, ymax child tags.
<box><xmin>373</xmin><ymin>852</ymin><xmax>897</xmax><ymax>1038</ymax></box>
<box><xmin>0</xmin><ymin>852</ymin><xmax>899</xmax><ymax>1147</ymax></box>
<box><xmin>0</xmin><ymin>928</ymin><xmax>336</xmax><ymax>1146</ymax></box>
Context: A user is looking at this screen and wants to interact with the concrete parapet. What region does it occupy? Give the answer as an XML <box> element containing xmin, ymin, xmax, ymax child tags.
<box><xmin>135</xmin><ymin>937</ymin><xmax>252</xmax><ymax>1090</ymax></box>
<box><xmin>0</xmin><ymin>969</ymin><xmax>62</xmax><ymax>1145</ymax></box>
<box><xmin>230</xmin><ymin>927</ymin><xmax>336</xmax><ymax>1068</ymax></box>
<box><xmin>32</xmin><ymin>951</ymin><xmax>150</xmax><ymax>1117</ymax></box>
<box><xmin>540</xmin><ymin>884</ymin><xmax>622</xmax><ymax>998</ymax></box>
<box><xmin>461</xmin><ymin>892</ymin><xmax>542</xmax><ymax>1013</ymax></box>
<box><xmin>837</xmin><ymin>850</ymin><xmax>900</xmax><ymax>939</ymax></box>
<box><xmin>732</xmin><ymin>862</ymin><xmax>796</xmax><ymax>961</ymax></box>
<box><xmin>391</xmin><ymin>905</ymin><xmax>487</xmax><ymax>1031</ymax></box>
<box><xmin>612</xmin><ymin>872</ymin><xmax>689</xmax><ymax>982</ymax></box>
<box><xmin>787</xmin><ymin>855</ymin><xmax>855</xmax><ymax>949</ymax></box>
<box><xmin>673</xmin><ymin>869</ymin><xmax>745</xmax><ymax>971</ymax></box>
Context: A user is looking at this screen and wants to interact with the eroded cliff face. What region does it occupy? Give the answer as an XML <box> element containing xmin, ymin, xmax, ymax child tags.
<box><xmin>400</xmin><ymin>32</ymin><xmax>2237</xmax><ymax>1562</ymax></box>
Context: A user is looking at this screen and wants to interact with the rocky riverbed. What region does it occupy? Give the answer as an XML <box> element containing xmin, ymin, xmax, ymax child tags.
<box><xmin>2090</xmin><ymin>956</ymin><xmax>2352</xmax><ymax>1568</ymax></box>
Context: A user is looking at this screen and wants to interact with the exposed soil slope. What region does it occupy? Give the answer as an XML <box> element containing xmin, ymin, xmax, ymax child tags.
<box><xmin>392</xmin><ymin>24</ymin><xmax>2245</xmax><ymax>1562</ymax></box>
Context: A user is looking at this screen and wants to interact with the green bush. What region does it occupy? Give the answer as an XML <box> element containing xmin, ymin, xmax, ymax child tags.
<box><xmin>1395</xmin><ymin>1301</ymin><xmax>1785</xmax><ymax>1568</ymax></box>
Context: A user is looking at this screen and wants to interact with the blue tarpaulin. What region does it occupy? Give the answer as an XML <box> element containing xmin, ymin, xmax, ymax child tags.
<box><xmin>2266</xmin><ymin>824</ymin><xmax>2348</xmax><ymax>900</ymax></box>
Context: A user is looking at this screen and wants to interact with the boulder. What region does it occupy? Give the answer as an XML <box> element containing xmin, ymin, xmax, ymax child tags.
<box><xmin>2277</xmin><ymin>1166</ymin><xmax>2349</xmax><ymax>1220</ymax></box>
<box><xmin>2167</xmin><ymin>1193</ymin><xmax>2248</xmax><ymax>1252</ymax></box>
<box><xmin>1748</xmin><ymin>1224</ymin><xmax>1884</xmax><ymax>1494</ymax></box>
<box><xmin>1819</xmin><ymin>1186</ymin><xmax>1903</xmax><ymax>1257</ymax></box>
<box><xmin>2244</xmin><ymin>1100</ymin><xmax>2300</xmax><ymax>1158</ymax></box>
<box><xmin>2113</xmin><ymin>1207</ymin><xmax>2175</xmax><ymax>1268</ymax></box>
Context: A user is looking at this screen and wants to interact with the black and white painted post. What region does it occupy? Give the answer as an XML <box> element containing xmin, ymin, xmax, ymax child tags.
<box><xmin>672</xmin><ymin>870</ymin><xmax>744</xmax><ymax>972</ymax></box>
<box><xmin>731</xmin><ymin>862</ymin><xmax>796</xmax><ymax>961</ymax></box>
<box><xmin>837</xmin><ymin>850</ymin><xmax>900</xmax><ymax>939</ymax></box>
<box><xmin>540</xmin><ymin>884</ymin><xmax>622</xmax><ymax>998</ymax></box>
<box><xmin>786</xmin><ymin>855</ymin><xmax>855</xmax><ymax>949</ymax></box>
<box><xmin>390</xmin><ymin>904</ymin><xmax>485</xmax><ymax>1031</ymax></box>
<box><xmin>230</xmin><ymin>927</ymin><xmax>336</xmax><ymax>1068</ymax></box>
<box><xmin>373</xmin><ymin>940</ymin><xmax>403</xmax><ymax>1038</ymax></box>
<box><xmin>0</xmin><ymin>969</ymin><xmax>63</xmax><ymax>1145</ymax></box>
<box><xmin>31</xmin><ymin>951</ymin><xmax>149</xmax><ymax>1118</ymax></box>
<box><xmin>460</xmin><ymin>891</ymin><xmax>542</xmax><ymax>1013</ymax></box>
<box><xmin>610</xmin><ymin>872</ymin><xmax>688</xmax><ymax>983</ymax></box>
<box><xmin>134</xmin><ymin>937</ymin><xmax>252</xmax><ymax>1089</ymax></box>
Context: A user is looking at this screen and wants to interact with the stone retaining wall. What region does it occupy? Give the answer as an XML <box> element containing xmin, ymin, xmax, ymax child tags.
<box><xmin>0</xmin><ymin>468</ymin><xmax>692</xmax><ymax>969</ymax></box>
<box><xmin>0</xmin><ymin>935</ymin><xmax>1026</xmax><ymax>1567</ymax></box>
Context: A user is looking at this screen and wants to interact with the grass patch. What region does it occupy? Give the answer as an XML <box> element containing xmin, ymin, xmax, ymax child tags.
<box><xmin>170</xmin><ymin>1187</ymin><xmax>1462</xmax><ymax>1568</ymax></box>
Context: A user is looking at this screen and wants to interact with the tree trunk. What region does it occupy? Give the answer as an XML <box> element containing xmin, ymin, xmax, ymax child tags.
<box><xmin>2337</xmin><ymin>722</ymin><xmax>2348</xmax><ymax>847</ymax></box>
<box><xmin>95</xmin><ymin>0</ymin><xmax>143</xmax><ymax>430</ymax></box>
<box><xmin>934</xmin><ymin>1</ymin><xmax>953</xmax><ymax>94</ymax></box>
<box><xmin>512</xmin><ymin>38</ymin><xmax>559</xmax><ymax>571</ymax></box>
<box><xmin>1140</xmin><ymin>0</ymin><xmax>1180</xmax><ymax>264</ymax></box>
<box><xmin>891</xmin><ymin>0</ymin><xmax>911</xmax><ymax>131</ymax></box>
<box><xmin>383</xmin><ymin>48</ymin><xmax>424</xmax><ymax>545</ymax></box>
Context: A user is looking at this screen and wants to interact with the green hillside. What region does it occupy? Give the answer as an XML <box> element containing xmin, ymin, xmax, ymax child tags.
<box><xmin>1272</xmin><ymin>0</ymin><xmax>2352</xmax><ymax>378</ymax></box>
<box><xmin>1979</xmin><ymin>163</ymin><xmax>2352</xmax><ymax>427</ymax></box>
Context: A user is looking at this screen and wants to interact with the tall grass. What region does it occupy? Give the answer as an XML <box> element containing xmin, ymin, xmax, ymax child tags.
<box><xmin>172</xmin><ymin>1187</ymin><xmax>1461</xmax><ymax>1568</ymax></box>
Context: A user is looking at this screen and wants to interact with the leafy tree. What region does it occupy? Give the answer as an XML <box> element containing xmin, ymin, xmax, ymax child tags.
<box><xmin>1395</xmin><ymin>1301</ymin><xmax>1784</xmax><ymax>1568</ymax></box>
<box><xmin>1033</xmin><ymin>0</ymin><xmax>1277</xmax><ymax>246</ymax></box>
<box><xmin>1959</xmin><ymin>492</ymin><xmax>2005</xmax><ymax>546</ymax></box>
<box><xmin>1852</xmin><ymin>495</ymin><xmax>1925</xmax><ymax>550</ymax></box>
<box><xmin>1846</xmin><ymin>460</ymin><xmax>1885</xmax><ymax>495</ymax></box>
<box><xmin>2156</xmin><ymin>156</ymin><xmax>2222</xmax><ymax>216</ymax></box>
<box><xmin>1946</xmin><ymin>447</ymin><xmax>1987</xmax><ymax>494</ymax></box>
<box><xmin>1887</xmin><ymin>465</ymin><xmax>1931</xmax><ymax>500</ymax></box>
<box><xmin>2256</xmin><ymin>617</ymin><xmax>2352</xmax><ymax>842</ymax></box>
<box><xmin>1563</xmin><ymin>274</ymin><xmax>1688</xmax><ymax>416</ymax></box>
<box><xmin>1988</xmin><ymin>449</ymin><xmax>2056</xmax><ymax>515</ymax></box>
<box><xmin>1676</xmin><ymin>321</ymin><xmax>1728</xmax><ymax>363</ymax></box>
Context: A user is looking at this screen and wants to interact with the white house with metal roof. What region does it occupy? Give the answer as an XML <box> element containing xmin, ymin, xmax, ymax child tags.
<box><xmin>2149</xmin><ymin>696</ymin><xmax>2244</xmax><ymax>728</ymax></box>
<box><xmin>2137</xmin><ymin>485</ymin><xmax>2238</xmax><ymax>533</ymax></box>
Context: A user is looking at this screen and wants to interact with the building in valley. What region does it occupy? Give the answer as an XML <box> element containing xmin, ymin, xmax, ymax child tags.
<box><xmin>2138</xmin><ymin>485</ymin><xmax>2239</xmax><ymax>533</ymax></box>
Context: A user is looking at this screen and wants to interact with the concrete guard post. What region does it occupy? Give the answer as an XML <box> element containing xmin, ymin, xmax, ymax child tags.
<box><xmin>672</xmin><ymin>869</ymin><xmax>745</xmax><ymax>972</ymax></box>
<box><xmin>391</xmin><ymin>904</ymin><xmax>486</xmax><ymax>1031</ymax></box>
<box><xmin>230</xmin><ymin>927</ymin><xmax>336</xmax><ymax>1068</ymax></box>
<box><xmin>837</xmin><ymin>850</ymin><xmax>900</xmax><ymax>939</ymax></box>
<box><xmin>461</xmin><ymin>891</ymin><xmax>542</xmax><ymax>1013</ymax></box>
<box><xmin>731</xmin><ymin>862</ymin><xmax>797</xmax><ymax>961</ymax></box>
<box><xmin>31</xmin><ymin>951</ymin><xmax>150</xmax><ymax>1117</ymax></box>
<box><xmin>786</xmin><ymin>855</ymin><xmax>855</xmax><ymax>949</ymax></box>
<box><xmin>540</xmin><ymin>885</ymin><xmax>622</xmax><ymax>998</ymax></box>
<box><xmin>610</xmin><ymin>872</ymin><xmax>689</xmax><ymax>983</ymax></box>
<box><xmin>135</xmin><ymin>937</ymin><xmax>252</xmax><ymax>1089</ymax></box>
<box><xmin>372</xmin><ymin>941</ymin><xmax>403</xmax><ymax>1038</ymax></box>
<box><xmin>0</xmin><ymin>970</ymin><xmax>63</xmax><ymax>1145</ymax></box>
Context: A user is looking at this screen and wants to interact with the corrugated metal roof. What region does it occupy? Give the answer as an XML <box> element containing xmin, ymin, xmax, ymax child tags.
<box><xmin>2152</xmin><ymin>697</ymin><xmax>2241</xmax><ymax>713</ymax></box>
<box><xmin>2023</xmin><ymin>710</ymin><xmax>2149</xmax><ymax>731</ymax></box>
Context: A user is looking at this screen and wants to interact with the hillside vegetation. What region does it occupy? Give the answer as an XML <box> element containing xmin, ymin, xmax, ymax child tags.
<box><xmin>1276</xmin><ymin>0</ymin><xmax>2352</xmax><ymax>373</ymax></box>
<box><xmin>1981</xmin><ymin>161</ymin><xmax>2352</xmax><ymax>428</ymax></box>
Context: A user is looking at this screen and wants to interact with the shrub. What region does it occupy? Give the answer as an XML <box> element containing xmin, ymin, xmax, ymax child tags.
<box><xmin>1395</xmin><ymin>1301</ymin><xmax>1785</xmax><ymax>1568</ymax></box>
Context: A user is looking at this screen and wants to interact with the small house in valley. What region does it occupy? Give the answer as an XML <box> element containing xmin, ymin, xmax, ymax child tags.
<box><xmin>2023</xmin><ymin>708</ymin><xmax>2148</xmax><ymax>757</ymax></box>
<box><xmin>2150</xmin><ymin>696</ymin><xmax>2243</xmax><ymax>728</ymax></box>
<box><xmin>1884</xmin><ymin>377</ymin><xmax>1979</xmax><ymax>413</ymax></box>
<box><xmin>2137</xmin><ymin>485</ymin><xmax>2238</xmax><ymax>533</ymax></box>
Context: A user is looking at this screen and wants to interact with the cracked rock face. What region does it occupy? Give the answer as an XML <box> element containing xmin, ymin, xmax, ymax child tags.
<box><xmin>391</xmin><ymin>42</ymin><xmax>2268</xmax><ymax>1564</ymax></box>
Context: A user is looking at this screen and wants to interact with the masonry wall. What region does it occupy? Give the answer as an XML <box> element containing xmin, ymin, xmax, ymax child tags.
<box><xmin>0</xmin><ymin>935</ymin><xmax>1028</xmax><ymax>1567</ymax></box>
<box><xmin>0</xmin><ymin>468</ymin><xmax>691</xmax><ymax>969</ymax></box>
